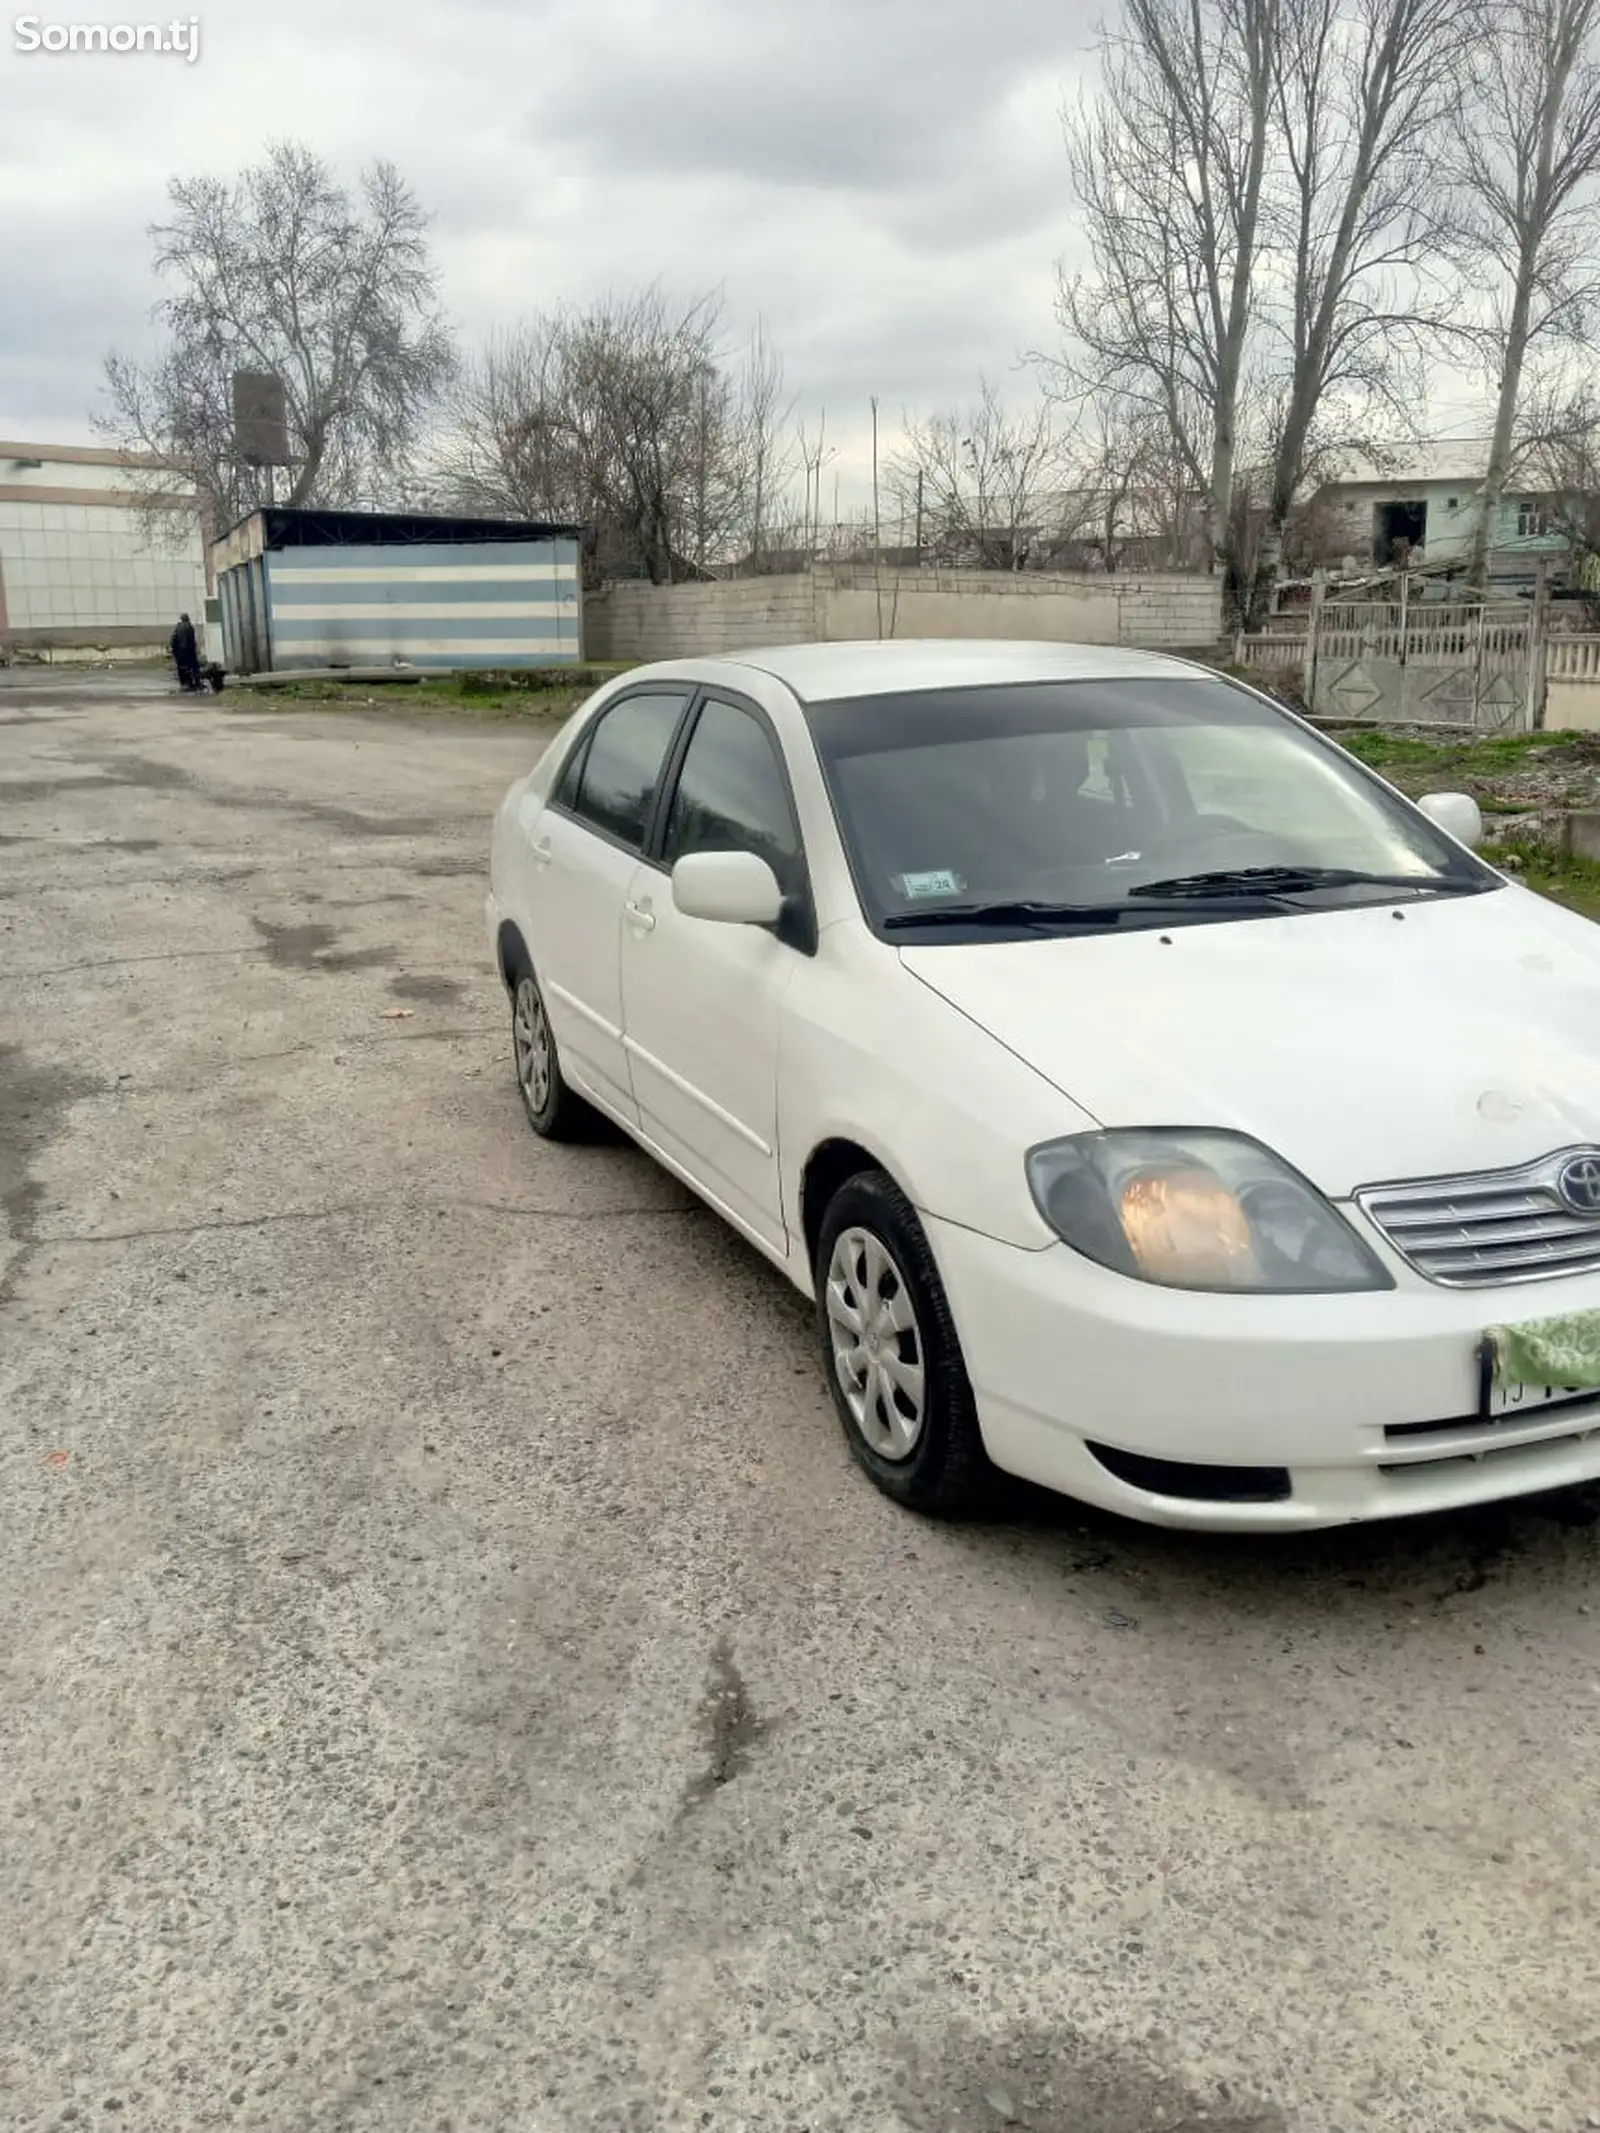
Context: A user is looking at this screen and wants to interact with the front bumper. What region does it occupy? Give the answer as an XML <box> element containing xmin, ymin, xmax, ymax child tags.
<box><xmin>926</xmin><ymin>1214</ymin><xmax>1600</xmax><ymax>1531</ymax></box>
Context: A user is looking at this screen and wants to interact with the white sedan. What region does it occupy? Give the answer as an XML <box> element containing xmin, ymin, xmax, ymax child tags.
<box><xmin>487</xmin><ymin>639</ymin><xmax>1600</xmax><ymax>1531</ymax></box>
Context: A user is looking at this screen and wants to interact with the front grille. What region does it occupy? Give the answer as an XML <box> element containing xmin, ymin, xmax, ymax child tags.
<box><xmin>1379</xmin><ymin>1417</ymin><xmax>1600</xmax><ymax>1483</ymax></box>
<box><xmin>1357</xmin><ymin>1149</ymin><xmax>1600</xmax><ymax>1288</ymax></box>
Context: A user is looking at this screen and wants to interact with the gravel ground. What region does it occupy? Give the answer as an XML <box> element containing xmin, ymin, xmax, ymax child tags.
<box><xmin>3</xmin><ymin>681</ymin><xmax>1600</xmax><ymax>2133</ymax></box>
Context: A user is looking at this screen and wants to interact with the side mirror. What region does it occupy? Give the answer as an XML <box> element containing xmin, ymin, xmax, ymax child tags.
<box><xmin>1418</xmin><ymin>791</ymin><xmax>1483</xmax><ymax>850</ymax></box>
<box><xmin>671</xmin><ymin>849</ymin><xmax>784</xmax><ymax>926</ymax></box>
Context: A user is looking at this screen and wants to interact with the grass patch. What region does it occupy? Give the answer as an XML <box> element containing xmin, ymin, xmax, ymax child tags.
<box><xmin>1492</xmin><ymin>838</ymin><xmax>1600</xmax><ymax>921</ymax></box>
<box><xmin>243</xmin><ymin>662</ymin><xmax>634</xmax><ymax>722</ymax></box>
<box><xmin>1332</xmin><ymin>726</ymin><xmax>1579</xmax><ymax>773</ymax></box>
<box><xmin>451</xmin><ymin>663</ymin><xmax>633</xmax><ymax>696</ymax></box>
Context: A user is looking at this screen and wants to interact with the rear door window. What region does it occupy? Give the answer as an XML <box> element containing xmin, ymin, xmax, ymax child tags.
<box><xmin>566</xmin><ymin>692</ymin><xmax>687</xmax><ymax>850</ymax></box>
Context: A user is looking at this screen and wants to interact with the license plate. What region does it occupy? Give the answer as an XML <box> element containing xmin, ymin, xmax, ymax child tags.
<box><xmin>1486</xmin><ymin>1377</ymin><xmax>1600</xmax><ymax>1419</ymax></box>
<box><xmin>1478</xmin><ymin>1327</ymin><xmax>1600</xmax><ymax>1420</ymax></box>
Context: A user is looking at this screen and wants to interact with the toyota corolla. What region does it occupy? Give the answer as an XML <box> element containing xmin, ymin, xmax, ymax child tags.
<box><xmin>487</xmin><ymin>639</ymin><xmax>1600</xmax><ymax>1530</ymax></box>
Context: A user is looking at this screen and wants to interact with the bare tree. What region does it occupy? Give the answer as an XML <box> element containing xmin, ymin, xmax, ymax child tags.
<box><xmin>795</xmin><ymin>410</ymin><xmax>836</xmax><ymax>558</ymax></box>
<box><xmin>1055</xmin><ymin>0</ymin><xmax>1278</xmax><ymax>612</ymax></box>
<box><xmin>1053</xmin><ymin>394</ymin><xmax>1208</xmax><ymax>571</ymax></box>
<box><xmin>887</xmin><ymin>378</ymin><xmax>1065</xmax><ymax>569</ymax></box>
<box><xmin>728</xmin><ymin>324</ymin><xmax>796</xmax><ymax>570</ymax></box>
<box><xmin>1457</xmin><ymin>0</ymin><xmax>1600</xmax><ymax>589</ymax></box>
<box><xmin>100</xmin><ymin>141</ymin><xmax>453</xmax><ymax>536</ymax></box>
<box><xmin>1244</xmin><ymin>0</ymin><xmax>1474</xmax><ymax>621</ymax></box>
<box><xmin>428</xmin><ymin>322</ymin><xmax>582</xmax><ymax>524</ymax></box>
<box><xmin>1519</xmin><ymin>371</ymin><xmax>1600</xmax><ymax>590</ymax></box>
<box><xmin>432</xmin><ymin>291</ymin><xmax>795</xmax><ymax>584</ymax></box>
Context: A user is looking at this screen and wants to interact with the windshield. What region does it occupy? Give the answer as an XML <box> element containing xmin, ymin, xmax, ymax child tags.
<box><xmin>803</xmin><ymin>675</ymin><xmax>1497</xmax><ymax>937</ymax></box>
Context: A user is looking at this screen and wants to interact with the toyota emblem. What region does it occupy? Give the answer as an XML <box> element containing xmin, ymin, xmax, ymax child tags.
<box><xmin>1557</xmin><ymin>1154</ymin><xmax>1600</xmax><ymax>1215</ymax></box>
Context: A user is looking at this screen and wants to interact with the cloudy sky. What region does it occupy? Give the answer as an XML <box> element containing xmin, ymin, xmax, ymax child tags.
<box><xmin>0</xmin><ymin>0</ymin><xmax>1099</xmax><ymax>499</ymax></box>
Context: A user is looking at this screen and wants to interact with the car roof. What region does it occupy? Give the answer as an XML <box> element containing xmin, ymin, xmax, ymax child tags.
<box><xmin>632</xmin><ymin>638</ymin><xmax>1205</xmax><ymax>702</ymax></box>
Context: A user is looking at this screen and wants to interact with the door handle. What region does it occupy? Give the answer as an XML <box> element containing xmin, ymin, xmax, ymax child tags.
<box><xmin>625</xmin><ymin>898</ymin><xmax>656</xmax><ymax>934</ymax></box>
<box><xmin>529</xmin><ymin>838</ymin><xmax>553</xmax><ymax>870</ymax></box>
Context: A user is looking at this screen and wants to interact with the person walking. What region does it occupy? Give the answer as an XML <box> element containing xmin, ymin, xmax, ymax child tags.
<box><xmin>170</xmin><ymin>613</ymin><xmax>200</xmax><ymax>691</ymax></box>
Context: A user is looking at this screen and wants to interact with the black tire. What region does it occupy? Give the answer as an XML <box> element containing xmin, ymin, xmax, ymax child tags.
<box><xmin>509</xmin><ymin>965</ymin><xmax>597</xmax><ymax>1141</ymax></box>
<box><xmin>814</xmin><ymin>1169</ymin><xmax>989</xmax><ymax>1515</ymax></box>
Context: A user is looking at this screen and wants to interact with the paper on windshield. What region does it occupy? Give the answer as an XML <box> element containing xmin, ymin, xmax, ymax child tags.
<box><xmin>896</xmin><ymin>870</ymin><xmax>966</xmax><ymax>900</ymax></box>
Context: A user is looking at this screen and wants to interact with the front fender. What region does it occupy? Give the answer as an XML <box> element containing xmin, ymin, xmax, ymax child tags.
<box><xmin>779</xmin><ymin>929</ymin><xmax>1095</xmax><ymax>1252</ymax></box>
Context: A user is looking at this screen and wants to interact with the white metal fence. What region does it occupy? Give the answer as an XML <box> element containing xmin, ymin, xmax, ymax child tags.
<box><xmin>1546</xmin><ymin>633</ymin><xmax>1600</xmax><ymax>682</ymax></box>
<box><xmin>1238</xmin><ymin>597</ymin><xmax>1540</xmax><ymax>730</ymax></box>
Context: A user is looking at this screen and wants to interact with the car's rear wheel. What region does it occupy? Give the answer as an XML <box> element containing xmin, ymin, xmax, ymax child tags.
<box><xmin>815</xmin><ymin>1170</ymin><xmax>989</xmax><ymax>1515</ymax></box>
<box><xmin>511</xmin><ymin>968</ymin><xmax>595</xmax><ymax>1140</ymax></box>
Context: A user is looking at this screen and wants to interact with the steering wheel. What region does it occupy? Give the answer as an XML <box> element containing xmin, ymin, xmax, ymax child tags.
<box><xmin>1142</xmin><ymin>818</ymin><xmax>1300</xmax><ymax>870</ymax></box>
<box><xmin>1028</xmin><ymin>818</ymin><xmax>1307</xmax><ymax>895</ymax></box>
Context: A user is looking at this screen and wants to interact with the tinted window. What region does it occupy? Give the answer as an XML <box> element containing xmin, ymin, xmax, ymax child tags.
<box><xmin>569</xmin><ymin>693</ymin><xmax>685</xmax><ymax>848</ymax></box>
<box><xmin>804</xmin><ymin>677</ymin><xmax>1494</xmax><ymax>934</ymax></box>
<box><xmin>552</xmin><ymin>731</ymin><xmax>587</xmax><ymax>809</ymax></box>
<box><xmin>664</xmin><ymin>697</ymin><xmax>802</xmax><ymax>895</ymax></box>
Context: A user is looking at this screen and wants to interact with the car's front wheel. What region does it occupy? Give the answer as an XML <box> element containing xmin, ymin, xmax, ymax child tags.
<box><xmin>511</xmin><ymin>968</ymin><xmax>595</xmax><ymax>1140</ymax></box>
<box><xmin>815</xmin><ymin>1170</ymin><xmax>989</xmax><ymax>1515</ymax></box>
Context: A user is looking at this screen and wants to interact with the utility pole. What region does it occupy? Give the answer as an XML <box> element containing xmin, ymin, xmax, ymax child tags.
<box><xmin>871</xmin><ymin>395</ymin><xmax>884</xmax><ymax>639</ymax></box>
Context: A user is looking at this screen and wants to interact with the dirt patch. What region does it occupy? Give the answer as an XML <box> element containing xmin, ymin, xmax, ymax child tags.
<box><xmin>682</xmin><ymin>1636</ymin><xmax>764</xmax><ymax>1807</ymax></box>
<box><xmin>318</xmin><ymin>892</ymin><xmax>420</xmax><ymax>910</ymax></box>
<box><xmin>250</xmin><ymin>918</ymin><xmax>396</xmax><ymax>974</ymax></box>
<box><xmin>410</xmin><ymin>856</ymin><xmax>485</xmax><ymax>880</ymax></box>
<box><xmin>895</xmin><ymin>2025</ymin><xmax>1284</xmax><ymax>2133</ymax></box>
<box><xmin>100</xmin><ymin>755</ymin><xmax>194</xmax><ymax>792</ymax></box>
<box><xmin>3</xmin><ymin>737</ymin><xmax>454</xmax><ymax>845</ymax></box>
<box><xmin>301</xmin><ymin>802</ymin><xmax>454</xmax><ymax>839</ymax></box>
<box><xmin>388</xmin><ymin>973</ymin><xmax>466</xmax><ymax>1006</ymax></box>
<box><xmin>0</xmin><ymin>754</ymin><xmax>192</xmax><ymax>807</ymax></box>
<box><xmin>0</xmin><ymin>1044</ymin><xmax>103</xmax><ymax>1245</ymax></box>
<box><xmin>0</xmin><ymin>775</ymin><xmax>118</xmax><ymax>803</ymax></box>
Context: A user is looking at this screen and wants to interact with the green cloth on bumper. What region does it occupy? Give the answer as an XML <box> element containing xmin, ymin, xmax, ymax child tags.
<box><xmin>1487</xmin><ymin>1310</ymin><xmax>1600</xmax><ymax>1387</ymax></box>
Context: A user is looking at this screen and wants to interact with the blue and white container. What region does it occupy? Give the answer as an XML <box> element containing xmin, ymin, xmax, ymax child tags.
<box><xmin>211</xmin><ymin>506</ymin><xmax>584</xmax><ymax>674</ymax></box>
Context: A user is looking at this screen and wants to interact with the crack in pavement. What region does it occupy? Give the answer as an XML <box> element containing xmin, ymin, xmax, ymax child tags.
<box><xmin>2</xmin><ymin>953</ymin><xmax>488</xmax><ymax>989</ymax></box>
<box><xmin>0</xmin><ymin>1027</ymin><xmax>504</xmax><ymax>1106</ymax></box>
<box><xmin>0</xmin><ymin>947</ymin><xmax>260</xmax><ymax>983</ymax></box>
<box><xmin>230</xmin><ymin>1025</ymin><xmax>501</xmax><ymax>1065</ymax></box>
<box><xmin>0</xmin><ymin>855</ymin><xmax>469</xmax><ymax>897</ymax></box>
<box><xmin>35</xmin><ymin>1197</ymin><xmax>703</xmax><ymax>1246</ymax></box>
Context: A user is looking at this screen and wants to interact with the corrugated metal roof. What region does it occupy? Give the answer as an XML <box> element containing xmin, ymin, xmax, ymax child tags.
<box><xmin>1317</xmin><ymin>439</ymin><xmax>1491</xmax><ymax>488</ymax></box>
<box><xmin>215</xmin><ymin>504</ymin><xmax>586</xmax><ymax>550</ymax></box>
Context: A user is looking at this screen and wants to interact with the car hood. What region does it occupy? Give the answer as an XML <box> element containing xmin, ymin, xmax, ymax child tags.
<box><xmin>899</xmin><ymin>885</ymin><xmax>1600</xmax><ymax>1197</ymax></box>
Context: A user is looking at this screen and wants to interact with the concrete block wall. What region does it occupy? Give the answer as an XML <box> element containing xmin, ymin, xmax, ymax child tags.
<box><xmin>585</xmin><ymin>575</ymin><xmax>820</xmax><ymax>661</ymax></box>
<box><xmin>1546</xmin><ymin>676</ymin><xmax>1600</xmax><ymax>733</ymax></box>
<box><xmin>584</xmin><ymin>566</ymin><xmax>1221</xmax><ymax>664</ymax></box>
<box><xmin>822</xmin><ymin>566</ymin><xmax>1220</xmax><ymax>650</ymax></box>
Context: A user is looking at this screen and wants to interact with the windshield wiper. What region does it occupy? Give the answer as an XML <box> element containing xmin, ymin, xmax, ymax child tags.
<box><xmin>882</xmin><ymin>895</ymin><xmax>1285</xmax><ymax>932</ymax></box>
<box><xmin>1129</xmin><ymin>865</ymin><xmax>1478</xmax><ymax>900</ymax></box>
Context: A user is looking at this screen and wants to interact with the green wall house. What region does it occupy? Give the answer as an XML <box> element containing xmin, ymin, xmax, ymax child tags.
<box><xmin>1305</xmin><ymin>441</ymin><xmax>1573</xmax><ymax>580</ymax></box>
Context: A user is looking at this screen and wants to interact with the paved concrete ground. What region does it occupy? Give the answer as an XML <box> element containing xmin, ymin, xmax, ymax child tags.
<box><xmin>2</xmin><ymin>682</ymin><xmax>1599</xmax><ymax>2133</ymax></box>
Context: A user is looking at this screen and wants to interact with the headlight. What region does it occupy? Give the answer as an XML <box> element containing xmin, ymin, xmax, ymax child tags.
<box><xmin>1025</xmin><ymin>1129</ymin><xmax>1391</xmax><ymax>1293</ymax></box>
